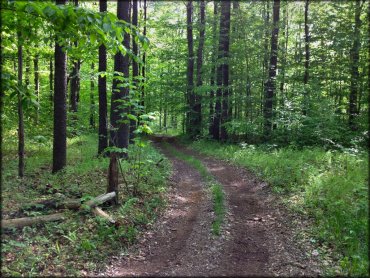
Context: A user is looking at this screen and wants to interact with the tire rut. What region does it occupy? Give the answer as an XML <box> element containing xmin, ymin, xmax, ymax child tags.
<box><xmin>99</xmin><ymin>142</ymin><xmax>324</xmax><ymax>277</ymax></box>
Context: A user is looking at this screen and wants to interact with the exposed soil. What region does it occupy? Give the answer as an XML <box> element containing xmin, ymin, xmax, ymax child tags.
<box><xmin>97</xmin><ymin>140</ymin><xmax>326</xmax><ymax>277</ymax></box>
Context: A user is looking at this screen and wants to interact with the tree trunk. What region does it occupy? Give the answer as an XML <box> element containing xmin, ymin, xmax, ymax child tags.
<box><xmin>34</xmin><ymin>53</ymin><xmax>40</xmax><ymax>123</ymax></box>
<box><xmin>262</xmin><ymin>1</ymin><xmax>270</xmax><ymax>118</ymax></box>
<box><xmin>140</xmin><ymin>0</ymin><xmax>147</xmax><ymax>110</ymax></box>
<box><xmin>69</xmin><ymin>0</ymin><xmax>80</xmax><ymax>113</ymax></box>
<box><xmin>209</xmin><ymin>2</ymin><xmax>218</xmax><ymax>137</ymax></box>
<box><xmin>193</xmin><ymin>0</ymin><xmax>206</xmax><ymax>137</ymax></box>
<box><xmin>17</xmin><ymin>32</ymin><xmax>25</xmax><ymax>178</ymax></box>
<box><xmin>279</xmin><ymin>2</ymin><xmax>288</xmax><ymax>108</ymax></box>
<box><xmin>219</xmin><ymin>1</ymin><xmax>231</xmax><ymax>141</ymax></box>
<box><xmin>89</xmin><ymin>62</ymin><xmax>95</xmax><ymax>128</ymax></box>
<box><xmin>349</xmin><ymin>0</ymin><xmax>362</xmax><ymax>131</ymax></box>
<box><xmin>2</xmin><ymin>213</ymin><xmax>65</xmax><ymax>229</ymax></box>
<box><xmin>98</xmin><ymin>0</ymin><xmax>108</xmax><ymax>155</ymax></box>
<box><xmin>130</xmin><ymin>0</ymin><xmax>139</xmax><ymax>143</ymax></box>
<box><xmin>49</xmin><ymin>44</ymin><xmax>53</xmax><ymax>102</ymax></box>
<box><xmin>186</xmin><ymin>1</ymin><xmax>194</xmax><ymax>135</ymax></box>
<box><xmin>53</xmin><ymin>0</ymin><xmax>68</xmax><ymax>173</ymax></box>
<box><xmin>107</xmin><ymin>153</ymin><xmax>119</xmax><ymax>206</ymax></box>
<box><xmin>263</xmin><ymin>0</ymin><xmax>280</xmax><ymax>140</ymax></box>
<box><xmin>303</xmin><ymin>0</ymin><xmax>310</xmax><ymax>116</ymax></box>
<box><xmin>110</xmin><ymin>0</ymin><xmax>130</xmax><ymax>156</ymax></box>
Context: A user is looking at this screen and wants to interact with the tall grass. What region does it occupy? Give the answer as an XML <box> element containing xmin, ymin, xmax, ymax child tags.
<box><xmin>190</xmin><ymin>140</ymin><xmax>368</xmax><ymax>276</ymax></box>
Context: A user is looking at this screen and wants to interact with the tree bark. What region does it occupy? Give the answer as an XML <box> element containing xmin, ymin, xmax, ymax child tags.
<box><xmin>186</xmin><ymin>1</ymin><xmax>194</xmax><ymax>135</ymax></box>
<box><xmin>53</xmin><ymin>0</ymin><xmax>68</xmax><ymax>173</ymax></box>
<box><xmin>110</xmin><ymin>0</ymin><xmax>130</xmax><ymax>156</ymax></box>
<box><xmin>17</xmin><ymin>32</ymin><xmax>25</xmax><ymax>178</ymax></box>
<box><xmin>98</xmin><ymin>0</ymin><xmax>108</xmax><ymax>155</ymax></box>
<box><xmin>349</xmin><ymin>0</ymin><xmax>362</xmax><ymax>131</ymax></box>
<box><xmin>263</xmin><ymin>0</ymin><xmax>280</xmax><ymax>140</ymax></box>
<box><xmin>193</xmin><ymin>0</ymin><xmax>206</xmax><ymax>137</ymax></box>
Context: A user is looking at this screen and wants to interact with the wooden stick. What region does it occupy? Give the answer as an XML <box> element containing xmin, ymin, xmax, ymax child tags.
<box><xmin>92</xmin><ymin>207</ymin><xmax>115</xmax><ymax>224</ymax></box>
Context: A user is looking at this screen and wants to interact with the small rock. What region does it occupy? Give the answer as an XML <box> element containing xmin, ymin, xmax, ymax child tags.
<box><xmin>312</xmin><ymin>250</ymin><xmax>319</xmax><ymax>256</ymax></box>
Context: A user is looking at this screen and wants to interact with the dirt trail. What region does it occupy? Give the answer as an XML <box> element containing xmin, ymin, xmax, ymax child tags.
<box><xmin>99</xmin><ymin>142</ymin><xmax>324</xmax><ymax>277</ymax></box>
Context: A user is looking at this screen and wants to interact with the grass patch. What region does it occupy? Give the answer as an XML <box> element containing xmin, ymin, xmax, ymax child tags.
<box><xmin>163</xmin><ymin>143</ymin><xmax>225</xmax><ymax>235</ymax></box>
<box><xmin>189</xmin><ymin>139</ymin><xmax>368</xmax><ymax>277</ymax></box>
<box><xmin>1</xmin><ymin>133</ymin><xmax>171</xmax><ymax>276</ymax></box>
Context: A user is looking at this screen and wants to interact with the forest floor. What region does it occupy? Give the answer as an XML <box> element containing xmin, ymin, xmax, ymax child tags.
<box><xmin>97</xmin><ymin>139</ymin><xmax>330</xmax><ymax>277</ymax></box>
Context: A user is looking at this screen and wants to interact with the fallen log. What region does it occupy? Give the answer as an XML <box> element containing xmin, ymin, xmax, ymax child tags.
<box><xmin>3</xmin><ymin>192</ymin><xmax>117</xmax><ymax>229</ymax></box>
<box><xmin>21</xmin><ymin>199</ymin><xmax>81</xmax><ymax>212</ymax></box>
<box><xmin>85</xmin><ymin>192</ymin><xmax>116</xmax><ymax>208</ymax></box>
<box><xmin>92</xmin><ymin>207</ymin><xmax>115</xmax><ymax>224</ymax></box>
<box><xmin>2</xmin><ymin>213</ymin><xmax>65</xmax><ymax>229</ymax></box>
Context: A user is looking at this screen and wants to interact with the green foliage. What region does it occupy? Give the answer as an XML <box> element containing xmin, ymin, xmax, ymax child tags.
<box><xmin>190</xmin><ymin>139</ymin><xmax>368</xmax><ymax>276</ymax></box>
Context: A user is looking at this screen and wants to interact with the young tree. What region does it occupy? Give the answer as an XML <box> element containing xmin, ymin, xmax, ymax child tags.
<box><xmin>69</xmin><ymin>0</ymin><xmax>80</xmax><ymax>113</ymax></box>
<box><xmin>303</xmin><ymin>0</ymin><xmax>310</xmax><ymax>115</ymax></box>
<box><xmin>98</xmin><ymin>0</ymin><xmax>108</xmax><ymax>155</ymax></box>
<box><xmin>53</xmin><ymin>0</ymin><xmax>68</xmax><ymax>173</ymax></box>
<box><xmin>17</xmin><ymin>32</ymin><xmax>25</xmax><ymax>178</ymax></box>
<box><xmin>209</xmin><ymin>1</ymin><xmax>218</xmax><ymax>137</ymax></box>
<box><xmin>140</xmin><ymin>0</ymin><xmax>147</xmax><ymax>109</ymax></box>
<box><xmin>90</xmin><ymin>62</ymin><xmax>95</xmax><ymax>128</ymax></box>
<box><xmin>110</xmin><ymin>0</ymin><xmax>130</xmax><ymax>154</ymax></box>
<box><xmin>193</xmin><ymin>0</ymin><xmax>206</xmax><ymax>137</ymax></box>
<box><xmin>263</xmin><ymin>0</ymin><xmax>280</xmax><ymax>140</ymax></box>
<box><xmin>130</xmin><ymin>0</ymin><xmax>139</xmax><ymax>142</ymax></box>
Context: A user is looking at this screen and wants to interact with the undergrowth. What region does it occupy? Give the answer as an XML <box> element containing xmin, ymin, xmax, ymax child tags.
<box><xmin>163</xmin><ymin>143</ymin><xmax>225</xmax><ymax>235</ymax></box>
<box><xmin>1</xmin><ymin>133</ymin><xmax>171</xmax><ymax>276</ymax></box>
<box><xmin>189</xmin><ymin>139</ymin><xmax>368</xmax><ymax>277</ymax></box>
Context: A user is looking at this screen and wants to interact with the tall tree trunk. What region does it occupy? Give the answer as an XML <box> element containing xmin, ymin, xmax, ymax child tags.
<box><xmin>98</xmin><ymin>0</ymin><xmax>108</xmax><ymax>155</ymax></box>
<box><xmin>279</xmin><ymin>2</ymin><xmax>288</xmax><ymax>108</ymax></box>
<box><xmin>52</xmin><ymin>0</ymin><xmax>67</xmax><ymax>173</ymax></box>
<box><xmin>140</xmin><ymin>0</ymin><xmax>147</xmax><ymax>110</ymax></box>
<box><xmin>303</xmin><ymin>0</ymin><xmax>310</xmax><ymax>116</ymax></box>
<box><xmin>186</xmin><ymin>1</ymin><xmax>194</xmax><ymax>135</ymax></box>
<box><xmin>193</xmin><ymin>0</ymin><xmax>206</xmax><ymax>137</ymax></box>
<box><xmin>110</xmin><ymin>0</ymin><xmax>130</xmax><ymax>156</ymax></box>
<box><xmin>90</xmin><ymin>62</ymin><xmax>95</xmax><ymax>128</ymax></box>
<box><xmin>17</xmin><ymin>32</ymin><xmax>25</xmax><ymax>178</ymax></box>
<box><xmin>49</xmin><ymin>43</ymin><xmax>54</xmax><ymax>102</ymax></box>
<box><xmin>349</xmin><ymin>0</ymin><xmax>362</xmax><ymax>131</ymax></box>
<box><xmin>34</xmin><ymin>53</ymin><xmax>40</xmax><ymax>123</ymax></box>
<box><xmin>69</xmin><ymin>0</ymin><xmax>80</xmax><ymax>113</ymax></box>
<box><xmin>263</xmin><ymin>0</ymin><xmax>280</xmax><ymax>140</ymax></box>
<box><xmin>261</xmin><ymin>1</ymin><xmax>270</xmax><ymax>117</ymax></box>
<box><xmin>130</xmin><ymin>0</ymin><xmax>139</xmax><ymax>143</ymax></box>
<box><xmin>219</xmin><ymin>1</ymin><xmax>231</xmax><ymax>141</ymax></box>
<box><xmin>209</xmin><ymin>1</ymin><xmax>218</xmax><ymax>137</ymax></box>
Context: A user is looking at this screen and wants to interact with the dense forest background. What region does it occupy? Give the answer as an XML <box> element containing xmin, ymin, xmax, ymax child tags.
<box><xmin>1</xmin><ymin>0</ymin><xmax>369</xmax><ymax>276</ymax></box>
